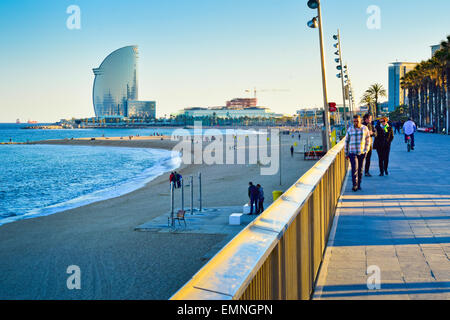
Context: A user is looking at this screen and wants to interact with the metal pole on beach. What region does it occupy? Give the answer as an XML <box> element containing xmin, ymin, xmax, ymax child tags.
<box><xmin>181</xmin><ymin>178</ymin><xmax>184</xmax><ymax>212</ymax></box>
<box><xmin>190</xmin><ymin>175</ymin><xmax>194</xmax><ymax>215</ymax></box>
<box><xmin>198</xmin><ymin>172</ymin><xmax>202</xmax><ymax>212</ymax></box>
<box><xmin>279</xmin><ymin>131</ymin><xmax>282</xmax><ymax>186</ymax></box>
<box><xmin>170</xmin><ymin>182</ymin><xmax>174</xmax><ymax>226</ymax></box>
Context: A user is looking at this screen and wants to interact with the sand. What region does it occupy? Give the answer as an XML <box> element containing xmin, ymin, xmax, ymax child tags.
<box><xmin>0</xmin><ymin>132</ymin><xmax>320</xmax><ymax>299</ymax></box>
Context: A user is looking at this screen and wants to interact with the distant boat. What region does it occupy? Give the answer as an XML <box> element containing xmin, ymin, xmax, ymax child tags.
<box><xmin>16</xmin><ymin>119</ymin><xmax>21</xmax><ymax>124</ymax></box>
<box><xmin>27</xmin><ymin>120</ymin><xmax>38</xmax><ymax>124</ymax></box>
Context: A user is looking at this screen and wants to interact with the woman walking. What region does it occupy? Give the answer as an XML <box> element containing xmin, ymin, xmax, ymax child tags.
<box><xmin>374</xmin><ymin>117</ymin><xmax>394</xmax><ymax>176</ymax></box>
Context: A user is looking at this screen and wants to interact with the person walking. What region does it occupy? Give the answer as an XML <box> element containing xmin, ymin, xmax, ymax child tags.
<box><xmin>173</xmin><ymin>171</ymin><xmax>180</xmax><ymax>189</ymax></box>
<box><xmin>169</xmin><ymin>172</ymin><xmax>175</xmax><ymax>187</ymax></box>
<box><xmin>363</xmin><ymin>114</ymin><xmax>377</xmax><ymax>177</ymax></box>
<box><xmin>256</xmin><ymin>184</ymin><xmax>264</xmax><ymax>214</ymax></box>
<box><xmin>403</xmin><ymin>118</ymin><xmax>417</xmax><ymax>150</ymax></box>
<box><xmin>374</xmin><ymin>117</ymin><xmax>394</xmax><ymax>176</ymax></box>
<box><xmin>248</xmin><ymin>182</ymin><xmax>259</xmax><ymax>215</ymax></box>
<box><xmin>345</xmin><ymin>115</ymin><xmax>371</xmax><ymax>192</ymax></box>
<box><xmin>290</xmin><ymin>145</ymin><xmax>294</xmax><ymax>157</ymax></box>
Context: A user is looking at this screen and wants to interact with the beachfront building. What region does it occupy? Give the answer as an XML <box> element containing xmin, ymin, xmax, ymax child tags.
<box><xmin>179</xmin><ymin>106</ymin><xmax>281</xmax><ymax>119</ymax></box>
<box><xmin>175</xmin><ymin>97</ymin><xmax>282</xmax><ymax>120</ymax></box>
<box><xmin>127</xmin><ymin>100</ymin><xmax>156</xmax><ymax>118</ymax></box>
<box><xmin>296</xmin><ymin>108</ymin><xmax>324</xmax><ymax>127</ymax></box>
<box><xmin>226</xmin><ymin>98</ymin><xmax>257</xmax><ymax>109</ymax></box>
<box><xmin>92</xmin><ymin>45</ymin><xmax>156</xmax><ymax>119</ymax></box>
<box><xmin>388</xmin><ymin>62</ymin><xmax>418</xmax><ymax>111</ymax></box>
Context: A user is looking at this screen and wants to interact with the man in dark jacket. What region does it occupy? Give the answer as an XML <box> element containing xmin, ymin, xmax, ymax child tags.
<box><xmin>248</xmin><ymin>182</ymin><xmax>260</xmax><ymax>215</ymax></box>
<box><xmin>374</xmin><ymin>117</ymin><xmax>394</xmax><ymax>176</ymax></box>
<box><xmin>363</xmin><ymin>114</ymin><xmax>377</xmax><ymax>177</ymax></box>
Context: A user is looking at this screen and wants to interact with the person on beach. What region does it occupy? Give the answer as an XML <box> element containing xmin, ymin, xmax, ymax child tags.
<box><xmin>374</xmin><ymin>116</ymin><xmax>394</xmax><ymax>176</ymax></box>
<box><xmin>256</xmin><ymin>184</ymin><xmax>264</xmax><ymax>214</ymax></box>
<box><xmin>248</xmin><ymin>182</ymin><xmax>259</xmax><ymax>215</ymax></box>
<box><xmin>173</xmin><ymin>172</ymin><xmax>180</xmax><ymax>189</ymax></box>
<box><xmin>363</xmin><ymin>113</ymin><xmax>377</xmax><ymax>177</ymax></box>
<box><xmin>169</xmin><ymin>172</ymin><xmax>175</xmax><ymax>187</ymax></box>
<box><xmin>290</xmin><ymin>145</ymin><xmax>294</xmax><ymax>157</ymax></box>
<box><xmin>176</xmin><ymin>173</ymin><xmax>182</xmax><ymax>188</ymax></box>
<box><xmin>345</xmin><ymin>115</ymin><xmax>371</xmax><ymax>192</ymax></box>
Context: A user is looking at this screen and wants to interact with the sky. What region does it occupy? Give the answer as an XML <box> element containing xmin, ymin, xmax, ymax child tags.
<box><xmin>0</xmin><ymin>0</ymin><xmax>449</xmax><ymax>122</ymax></box>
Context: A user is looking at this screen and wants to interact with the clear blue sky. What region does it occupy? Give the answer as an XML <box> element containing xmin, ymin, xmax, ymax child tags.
<box><xmin>0</xmin><ymin>0</ymin><xmax>449</xmax><ymax>122</ymax></box>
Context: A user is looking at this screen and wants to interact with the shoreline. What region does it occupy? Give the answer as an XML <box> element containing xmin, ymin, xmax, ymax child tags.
<box><xmin>0</xmin><ymin>143</ymin><xmax>182</xmax><ymax>227</ymax></box>
<box><xmin>0</xmin><ymin>132</ymin><xmax>321</xmax><ymax>299</ymax></box>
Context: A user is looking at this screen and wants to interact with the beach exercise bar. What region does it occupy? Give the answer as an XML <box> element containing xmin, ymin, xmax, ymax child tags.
<box><xmin>198</xmin><ymin>172</ymin><xmax>202</xmax><ymax>212</ymax></box>
<box><xmin>190</xmin><ymin>176</ymin><xmax>194</xmax><ymax>215</ymax></box>
<box><xmin>170</xmin><ymin>182</ymin><xmax>175</xmax><ymax>227</ymax></box>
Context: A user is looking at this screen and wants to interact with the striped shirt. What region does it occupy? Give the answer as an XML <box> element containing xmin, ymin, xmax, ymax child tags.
<box><xmin>345</xmin><ymin>125</ymin><xmax>370</xmax><ymax>156</ymax></box>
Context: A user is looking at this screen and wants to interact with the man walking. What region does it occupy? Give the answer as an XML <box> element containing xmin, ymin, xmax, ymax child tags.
<box><xmin>290</xmin><ymin>145</ymin><xmax>294</xmax><ymax>157</ymax></box>
<box><xmin>363</xmin><ymin>114</ymin><xmax>377</xmax><ymax>177</ymax></box>
<box><xmin>403</xmin><ymin>118</ymin><xmax>417</xmax><ymax>150</ymax></box>
<box><xmin>345</xmin><ymin>115</ymin><xmax>371</xmax><ymax>192</ymax></box>
<box><xmin>248</xmin><ymin>182</ymin><xmax>259</xmax><ymax>215</ymax></box>
<box><xmin>374</xmin><ymin>117</ymin><xmax>394</xmax><ymax>176</ymax></box>
<box><xmin>256</xmin><ymin>184</ymin><xmax>264</xmax><ymax>214</ymax></box>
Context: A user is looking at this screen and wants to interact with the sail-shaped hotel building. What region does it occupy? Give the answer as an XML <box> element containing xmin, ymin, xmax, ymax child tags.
<box><xmin>92</xmin><ymin>46</ymin><xmax>155</xmax><ymax>118</ymax></box>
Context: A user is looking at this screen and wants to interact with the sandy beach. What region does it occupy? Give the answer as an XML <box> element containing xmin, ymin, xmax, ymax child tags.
<box><xmin>0</xmin><ymin>132</ymin><xmax>320</xmax><ymax>299</ymax></box>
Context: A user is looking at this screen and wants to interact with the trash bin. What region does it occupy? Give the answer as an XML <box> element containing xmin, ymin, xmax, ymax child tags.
<box><xmin>272</xmin><ymin>190</ymin><xmax>283</xmax><ymax>202</ymax></box>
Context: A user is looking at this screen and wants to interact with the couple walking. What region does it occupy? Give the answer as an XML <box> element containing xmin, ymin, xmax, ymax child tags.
<box><xmin>169</xmin><ymin>171</ymin><xmax>182</xmax><ymax>188</ymax></box>
<box><xmin>248</xmin><ymin>182</ymin><xmax>264</xmax><ymax>215</ymax></box>
<box><xmin>345</xmin><ymin>114</ymin><xmax>394</xmax><ymax>192</ymax></box>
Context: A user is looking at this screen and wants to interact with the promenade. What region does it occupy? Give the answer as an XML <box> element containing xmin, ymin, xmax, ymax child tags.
<box><xmin>314</xmin><ymin>132</ymin><xmax>450</xmax><ymax>299</ymax></box>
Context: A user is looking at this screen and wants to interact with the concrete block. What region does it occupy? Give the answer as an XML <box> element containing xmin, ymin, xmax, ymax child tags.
<box><xmin>229</xmin><ymin>213</ymin><xmax>243</xmax><ymax>225</ymax></box>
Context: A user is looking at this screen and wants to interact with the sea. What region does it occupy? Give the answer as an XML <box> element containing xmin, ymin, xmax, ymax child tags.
<box><xmin>0</xmin><ymin>123</ymin><xmax>184</xmax><ymax>226</ymax></box>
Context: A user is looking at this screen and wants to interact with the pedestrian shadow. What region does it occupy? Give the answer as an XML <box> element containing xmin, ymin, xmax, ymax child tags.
<box><xmin>318</xmin><ymin>281</ymin><xmax>450</xmax><ymax>298</ymax></box>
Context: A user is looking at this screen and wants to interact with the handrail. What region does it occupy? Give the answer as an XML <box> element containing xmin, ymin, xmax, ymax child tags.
<box><xmin>171</xmin><ymin>139</ymin><xmax>347</xmax><ymax>300</ymax></box>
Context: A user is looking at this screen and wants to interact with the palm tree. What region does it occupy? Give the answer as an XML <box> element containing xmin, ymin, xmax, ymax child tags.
<box><xmin>359</xmin><ymin>93</ymin><xmax>375</xmax><ymax>114</ymax></box>
<box><xmin>363</xmin><ymin>83</ymin><xmax>387</xmax><ymax>117</ymax></box>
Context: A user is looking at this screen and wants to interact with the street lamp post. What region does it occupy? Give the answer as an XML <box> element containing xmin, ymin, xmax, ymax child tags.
<box><xmin>334</xmin><ymin>29</ymin><xmax>348</xmax><ymax>128</ymax></box>
<box><xmin>307</xmin><ymin>0</ymin><xmax>331</xmax><ymax>152</ymax></box>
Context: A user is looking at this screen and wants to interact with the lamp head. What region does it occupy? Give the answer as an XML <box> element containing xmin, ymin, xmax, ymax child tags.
<box><xmin>307</xmin><ymin>0</ymin><xmax>320</xmax><ymax>9</ymax></box>
<box><xmin>307</xmin><ymin>17</ymin><xmax>318</xmax><ymax>28</ymax></box>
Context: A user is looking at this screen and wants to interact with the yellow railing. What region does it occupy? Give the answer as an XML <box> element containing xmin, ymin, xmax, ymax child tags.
<box><xmin>171</xmin><ymin>139</ymin><xmax>347</xmax><ymax>300</ymax></box>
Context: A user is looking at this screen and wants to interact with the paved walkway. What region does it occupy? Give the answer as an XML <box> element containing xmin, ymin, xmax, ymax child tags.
<box><xmin>314</xmin><ymin>133</ymin><xmax>450</xmax><ymax>300</ymax></box>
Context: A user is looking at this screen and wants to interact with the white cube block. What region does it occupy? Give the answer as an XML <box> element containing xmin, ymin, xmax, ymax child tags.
<box><xmin>243</xmin><ymin>204</ymin><xmax>251</xmax><ymax>214</ymax></box>
<box><xmin>229</xmin><ymin>213</ymin><xmax>243</xmax><ymax>225</ymax></box>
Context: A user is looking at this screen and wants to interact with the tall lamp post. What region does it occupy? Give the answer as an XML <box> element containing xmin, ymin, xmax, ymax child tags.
<box><xmin>333</xmin><ymin>30</ymin><xmax>347</xmax><ymax>128</ymax></box>
<box><xmin>307</xmin><ymin>0</ymin><xmax>331</xmax><ymax>152</ymax></box>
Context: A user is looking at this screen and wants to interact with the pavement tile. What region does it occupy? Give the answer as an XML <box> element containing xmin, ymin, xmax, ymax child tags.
<box><xmin>314</xmin><ymin>133</ymin><xmax>450</xmax><ymax>300</ymax></box>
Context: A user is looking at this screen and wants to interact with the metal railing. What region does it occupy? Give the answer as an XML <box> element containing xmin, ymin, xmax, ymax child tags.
<box><xmin>171</xmin><ymin>139</ymin><xmax>347</xmax><ymax>300</ymax></box>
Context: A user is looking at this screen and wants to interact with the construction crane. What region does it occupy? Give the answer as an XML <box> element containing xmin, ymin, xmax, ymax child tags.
<box><xmin>244</xmin><ymin>87</ymin><xmax>290</xmax><ymax>99</ymax></box>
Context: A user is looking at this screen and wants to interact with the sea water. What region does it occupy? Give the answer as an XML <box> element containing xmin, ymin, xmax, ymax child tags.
<box><xmin>0</xmin><ymin>144</ymin><xmax>180</xmax><ymax>226</ymax></box>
